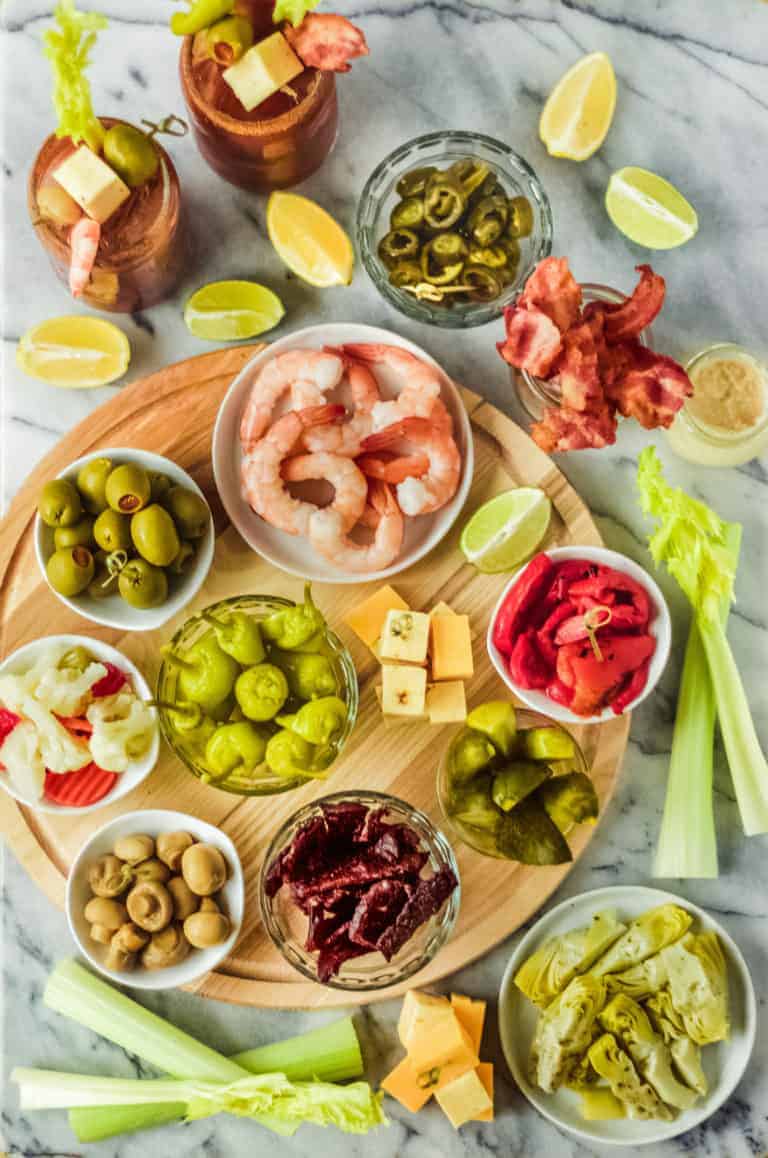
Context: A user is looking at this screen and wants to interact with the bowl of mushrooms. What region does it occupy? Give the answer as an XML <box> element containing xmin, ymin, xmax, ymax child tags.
<box><xmin>66</xmin><ymin>808</ymin><xmax>244</xmax><ymax>990</ymax></box>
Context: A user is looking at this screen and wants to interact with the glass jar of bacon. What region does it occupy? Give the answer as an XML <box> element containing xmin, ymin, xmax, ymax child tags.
<box><xmin>175</xmin><ymin>0</ymin><xmax>368</xmax><ymax>191</ymax></box>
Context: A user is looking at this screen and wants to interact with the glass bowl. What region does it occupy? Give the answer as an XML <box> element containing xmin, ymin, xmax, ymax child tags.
<box><xmin>513</xmin><ymin>283</ymin><xmax>653</xmax><ymax>421</ymax></box>
<box><xmin>437</xmin><ymin>708</ymin><xmax>589</xmax><ymax>860</ymax></box>
<box><xmin>357</xmin><ymin>130</ymin><xmax>553</xmax><ymax>329</ymax></box>
<box><xmin>260</xmin><ymin>790</ymin><xmax>461</xmax><ymax>990</ymax></box>
<box><xmin>156</xmin><ymin>595</ymin><xmax>358</xmax><ymax>796</ymax></box>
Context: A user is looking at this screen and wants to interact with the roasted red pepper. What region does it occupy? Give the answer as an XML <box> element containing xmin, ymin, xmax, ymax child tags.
<box><xmin>492</xmin><ymin>552</ymin><xmax>556</xmax><ymax>656</ymax></box>
<box><xmin>557</xmin><ymin>634</ymin><xmax>656</xmax><ymax>717</ymax></box>
<box><xmin>568</xmin><ymin>566</ymin><xmax>651</xmax><ymax>627</ymax></box>
<box><xmin>0</xmin><ymin>708</ymin><xmax>21</xmax><ymax>745</ymax></box>
<box><xmin>508</xmin><ymin>629</ymin><xmax>553</xmax><ymax>689</ymax></box>
<box><xmin>91</xmin><ymin>662</ymin><xmax>128</xmax><ymax>698</ymax></box>
<box><xmin>55</xmin><ymin>715</ymin><xmax>93</xmax><ymax>737</ymax></box>
<box><xmin>611</xmin><ymin>656</ymin><xmax>652</xmax><ymax>715</ymax></box>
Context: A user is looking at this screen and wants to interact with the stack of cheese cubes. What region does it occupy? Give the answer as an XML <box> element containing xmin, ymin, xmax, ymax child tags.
<box><xmin>381</xmin><ymin>990</ymin><xmax>493</xmax><ymax>1127</ymax></box>
<box><xmin>343</xmin><ymin>585</ymin><xmax>474</xmax><ymax>724</ymax></box>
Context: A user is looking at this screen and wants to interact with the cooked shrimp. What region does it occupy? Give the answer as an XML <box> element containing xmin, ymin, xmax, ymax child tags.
<box><xmin>241</xmin><ymin>404</ymin><xmax>346</xmax><ymax>535</ymax></box>
<box><xmin>281</xmin><ymin>452</ymin><xmax>367</xmax><ymax>532</ymax></box>
<box><xmin>361</xmin><ymin>416</ymin><xmax>461</xmax><ymax>515</ymax></box>
<box><xmin>302</xmin><ymin>354</ymin><xmax>380</xmax><ymax>455</ymax></box>
<box><xmin>239</xmin><ymin>349</ymin><xmax>344</xmax><ymax>453</ymax></box>
<box><xmin>68</xmin><ymin>217</ymin><xmax>100</xmax><ymax>297</ymax></box>
<box><xmin>342</xmin><ymin>343</ymin><xmax>444</xmax><ymax>430</ymax></box>
<box><xmin>308</xmin><ymin>479</ymin><xmax>404</xmax><ymax>573</ymax></box>
<box><xmin>355</xmin><ymin>452</ymin><xmax>430</xmax><ymax>484</ymax></box>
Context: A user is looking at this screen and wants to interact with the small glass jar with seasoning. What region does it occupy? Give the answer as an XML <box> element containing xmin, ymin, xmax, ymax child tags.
<box><xmin>665</xmin><ymin>343</ymin><xmax>768</xmax><ymax>467</ymax></box>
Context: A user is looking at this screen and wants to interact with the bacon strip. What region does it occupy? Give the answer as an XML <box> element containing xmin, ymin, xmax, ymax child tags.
<box><xmin>285</xmin><ymin>13</ymin><xmax>369</xmax><ymax>73</ymax></box>
<box><xmin>497</xmin><ymin>305</ymin><xmax>562</xmax><ymax>377</ymax></box>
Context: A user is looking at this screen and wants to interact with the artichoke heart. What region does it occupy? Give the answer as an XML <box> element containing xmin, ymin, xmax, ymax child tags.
<box><xmin>530</xmin><ymin>974</ymin><xmax>607</xmax><ymax>1093</ymax></box>
<box><xmin>670</xmin><ymin>1037</ymin><xmax>708</xmax><ymax>1098</ymax></box>
<box><xmin>515</xmin><ymin>909</ymin><xmax>627</xmax><ymax>1007</ymax></box>
<box><xmin>588</xmin><ymin>1033</ymin><xmax>675</xmax><ymax>1121</ymax></box>
<box><xmin>660</xmin><ymin>932</ymin><xmax>730</xmax><ymax>1045</ymax></box>
<box><xmin>645</xmin><ymin>988</ymin><xmax>687</xmax><ymax>1043</ymax></box>
<box><xmin>606</xmin><ymin>950</ymin><xmax>668</xmax><ymax>1000</ymax></box>
<box><xmin>599</xmin><ymin>994</ymin><xmax>698</xmax><ymax>1110</ymax></box>
<box><xmin>591</xmin><ymin>904</ymin><xmax>693</xmax><ymax>976</ymax></box>
<box><xmin>645</xmin><ymin>988</ymin><xmax>709</xmax><ymax>1094</ymax></box>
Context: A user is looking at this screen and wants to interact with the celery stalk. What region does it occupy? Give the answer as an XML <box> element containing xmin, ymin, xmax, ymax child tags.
<box><xmin>654</xmin><ymin>524</ymin><xmax>741</xmax><ymax>877</ymax></box>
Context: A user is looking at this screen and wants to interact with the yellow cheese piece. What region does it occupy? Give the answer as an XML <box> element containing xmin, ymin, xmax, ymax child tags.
<box><xmin>344</xmin><ymin>585</ymin><xmax>409</xmax><ymax>647</ymax></box>
<box><xmin>397</xmin><ymin>990</ymin><xmax>451</xmax><ymax>1050</ymax></box>
<box><xmin>430</xmin><ymin>600</ymin><xmax>456</xmax><ymax>617</ymax></box>
<box><xmin>381</xmin><ymin>664</ymin><xmax>427</xmax><ymax>718</ymax></box>
<box><xmin>435</xmin><ymin>1066</ymin><xmax>493</xmax><ymax>1128</ymax></box>
<box><xmin>473</xmin><ymin>1062</ymin><xmax>494</xmax><ymax>1122</ymax></box>
<box><xmin>426</xmin><ymin>681</ymin><xmax>467</xmax><ymax>724</ymax></box>
<box><xmin>379</xmin><ymin>609</ymin><xmax>431</xmax><ymax>664</ymax></box>
<box><xmin>430</xmin><ymin>613</ymin><xmax>474</xmax><ymax>681</ymax></box>
<box><xmin>53</xmin><ymin>146</ymin><xmax>130</xmax><ymax>224</ymax></box>
<box><xmin>374</xmin><ymin>685</ymin><xmax>424</xmax><ymax>723</ymax></box>
<box><xmin>380</xmin><ymin>1056</ymin><xmax>432</xmax><ymax>1113</ymax></box>
<box><xmin>223</xmin><ymin>31</ymin><xmax>303</xmax><ymax>112</ymax></box>
<box><xmin>450</xmin><ymin>993</ymin><xmax>486</xmax><ymax>1054</ymax></box>
<box><xmin>407</xmin><ymin>1011</ymin><xmax>479</xmax><ymax>1074</ymax></box>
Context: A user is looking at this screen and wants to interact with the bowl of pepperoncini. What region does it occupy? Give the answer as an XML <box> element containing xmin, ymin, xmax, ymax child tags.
<box><xmin>357</xmin><ymin>130</ymin><xmax>552</xmax><ymax>329</ymax></box>
<box><xmin>156</xmin><ymin>588</ymin><xmax>358</xmax><ymax>796</ymax></box>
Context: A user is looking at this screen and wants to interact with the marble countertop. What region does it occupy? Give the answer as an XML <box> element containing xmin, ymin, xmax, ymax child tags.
<box><xmin>2</xmin><ymin>2</ymin><xmax>767</xmax><ymax>1155</ymax></box>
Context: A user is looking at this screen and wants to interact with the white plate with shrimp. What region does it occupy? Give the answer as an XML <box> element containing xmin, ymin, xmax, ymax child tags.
<box><xmin>212</xmin><ymin>323</ymin><xmax>474</xmax><ymax>583</ymax></box>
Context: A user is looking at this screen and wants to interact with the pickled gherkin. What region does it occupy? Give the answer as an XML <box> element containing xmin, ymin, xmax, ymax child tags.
<box><xmin>492</xmin><ymin>761</ymin><xmax>551</xmax><ymax>812</ymax></box>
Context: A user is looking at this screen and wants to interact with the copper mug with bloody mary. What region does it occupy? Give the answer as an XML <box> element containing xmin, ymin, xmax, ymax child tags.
<box><xmin>29</xmin><ymin>2</ymin><xmax>186</xmax><ymax>313</ymax></box>
<box><xmin>173</xmin><ymin>0</ymin><xmax>368</xmax><ymax>191</ymax></box>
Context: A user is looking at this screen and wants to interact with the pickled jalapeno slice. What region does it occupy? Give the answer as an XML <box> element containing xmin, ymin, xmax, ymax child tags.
<box><xmin>395</xmin><ymin>166</ymin><xmax>437</xmax><ymax>198</ymax></box>
<box><xmin>467</xmin><ymin>195</ymin><xmax>509</xmax><ymax>246</ymax></box>
<box><xmin>467</xmin><ymin>244</ymin><xmax>508</xmax><ymax>269</ymax></box>
<box><xmin>390</xmin><ymin>196</ymin><xmax>425</xmax><ymax>230</ymax></box>
<box><xmin>423</xmin><ymin>178</ymin><xmax>466</xmax><ymax>229</ymax></box>
<box><xmin>448</xmin><ymin>158</ymin><xmax>491</xmax><ymax>196</ymax></box>
<box><xmin>463</xmin><ymin>265</ymin><xmax>504</xmax><ymax>302</ymax></box>
<box><xmin>507</xmin><ymin>195</ymin><xmax>534</xmax><ymax>238</ymax></box>
<box><xmin>421</xmin><ymin>246</ymin><xmax>465</xmax><ymax>285</ymax></box>
<box><xmin>388</xmin><ymin>259</ymin><xmax>423</xmax><ymax>289</ymax></box>
<box><xmin>378</xmin><ymin>228</ymin><xmax>420</xmax><ymax>267</ymax></box>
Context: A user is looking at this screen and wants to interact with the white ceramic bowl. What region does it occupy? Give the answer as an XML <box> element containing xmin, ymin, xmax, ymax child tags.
<box><xmin>0</xmin><ymin>634</ymin><xmax>158</xmax><ymax>814</ymax></box>
<box><xmin>67</xmin><ymin>808</ymin><xmax>244</xmax><ymax>991</ymax></box>
<box><xmin>35</xmin><ymin>448</ymin><xmax>215</xmax><ymax>631</ymax></box>
<box><xmin>499</xmin><ymin>885</ymin><xmax>757</xmax><ymax>1147</ymax></box>
<box><xmin>487</xmin><ymin>546</ymin><xmax>671</xmax><ymax>725</ymax></box>
<box><xmin>212</xmin><ymin>323</ymin><xmax>474</xmax><ymax>583</ymax></box>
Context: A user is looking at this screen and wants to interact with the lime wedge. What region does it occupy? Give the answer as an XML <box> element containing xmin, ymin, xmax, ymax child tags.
<box><xmin>16</xmin><ymin>316</ymin><xmax>130</xmax><ymax>388</ymax></box>
<box><xmin>266</xmin><ymin>191</ymin><xmax>354</xmax><ymax>287</ymax></box>
<box><xmin>460</xmin><ymin>489</ymin><xmax>551</xmax><ymax>573</ymax></box>
<box><xmin>605</xmin><ymin>167</ymin><xmax>698</xmax><ymax>250</ymax></box>
<box><xmin>184</xmin><ymin>280</ymin><xmax>285</xmax><ymax>341</ymax></box>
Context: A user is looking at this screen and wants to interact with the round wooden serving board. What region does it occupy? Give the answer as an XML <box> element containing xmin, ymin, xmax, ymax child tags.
<box><xmin>0</xmin><ymin>345</ymin><xmax>629</xmax><ymax>1009</ymax></box>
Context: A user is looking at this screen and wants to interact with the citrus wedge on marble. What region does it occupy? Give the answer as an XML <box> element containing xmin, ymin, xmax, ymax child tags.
<box><xmin>460</xmin><ymin>488</ymin><xmax>551</xmax><ymax>573</ymax></box>
<box><xmin>16</xmin><ymin>316</ymin><xmax>130</xmax><ymax>388</ymax></box>
<box><xmin>539</xmin><ymin>51</ymin><xmax>617</xmax><ymax>161</ymax></box>
<box><xmin>605</xmin><ymin>167</ymin><xmax>698</xmax><ymax>249</ymax></box>
<box><xmin>184</xmin><ymin>280</ymin><xmax>285</xmax><ymax>340</ymax></box>
<box><xmin>266</xmin><ymin>191</ymin><xmax>354</xmax><ymax>287</ymax></box>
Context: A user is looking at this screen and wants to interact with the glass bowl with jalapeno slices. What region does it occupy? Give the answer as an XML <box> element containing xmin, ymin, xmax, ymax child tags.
<box><xmin>357</xmin><ymin>130</ymin><xmax>552</xmax><ymax>328</ymax></box>
<box><xmin>156</xmin><ymin>590</ymin><xmax>358</xmax><ymax>796</ymax></box>
<box><xmin>437</xmin><ymin>701</ymin><xmax>596</xmax><ymax>864</ymax></box>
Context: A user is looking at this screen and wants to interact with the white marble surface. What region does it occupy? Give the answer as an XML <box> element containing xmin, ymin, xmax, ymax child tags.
<box><xmin>2</xmin><ymin>2</ymin><xmax>768</xmax><ymax>1155</ymax></box>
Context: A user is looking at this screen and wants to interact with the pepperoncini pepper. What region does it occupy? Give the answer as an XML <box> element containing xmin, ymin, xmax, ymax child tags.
<box><xmin>170</xmin><ymin>0</ymin><xmax>235</xmax><ymax>36</ymax></box>
<box><xmin>235</xmin><ymin>663</ymin><xmax>289</xmax><ymax>722</ymax></box>
<box><xmin>270</xmin><ymin>650</ymin><xmax>338</xmax><ymax>701</ymax></box>
<box><xmin>203</xmin><ymin>609</ymin><xmax>266</xmax><ymax>666</ymax></box>
<box><xmin>260</xmin><ymin>584</ymin><xmax>326</xmax><ymax>651</ymax></box>
<box><xmin>265</xmin><ymin>729</ymin><xmax>319</xmax><ymax>779</ymax></box>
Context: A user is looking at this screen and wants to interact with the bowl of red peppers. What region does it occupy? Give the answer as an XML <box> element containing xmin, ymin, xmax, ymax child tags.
<box><xmin>487</xmin><ymin>547</ymin><xmax>671</xmax><ymax>724</ymax></box>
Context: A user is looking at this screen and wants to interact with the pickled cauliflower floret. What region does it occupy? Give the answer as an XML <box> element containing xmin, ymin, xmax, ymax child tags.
<box><xmin>0</xmin><ymin>688</ymin><xmax>89</xmax><ymax>773</ymax></box>
<box><xmin>0</xmin><ymin>720</ymin><xmax>46</xmax><ymax>800</ymax></box>
<box><xmin>86</xmin><ymin>692</ymin><xmax>154</xmax><ymax>772</ymax></box>
<box><xmin>34</xmin><ymin>662</ymin><xmax>108</xmax><ymax>718</ymax></box>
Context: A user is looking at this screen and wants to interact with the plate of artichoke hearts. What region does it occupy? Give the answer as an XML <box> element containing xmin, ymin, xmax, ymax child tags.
<box><xmin>499</xmin><ymin>886</ymin><xmax>756</xmax><ymax>1146</ymax></box>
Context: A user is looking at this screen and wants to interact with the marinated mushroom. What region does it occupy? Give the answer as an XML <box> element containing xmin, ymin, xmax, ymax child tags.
<box><xmin>199</xmin><ymin>896</ymin><xmax>221</xmax><ymax>913</ymax></box>
<box><xmin>181</xmin><ymin>843</ymin><xmax>227</xmax><ymax>896</ymax></box>
<box><xmin>105</xmin><ymin>938</ymin><xmax>137</xmax><ymax>972</ymax></box>
<box><xmin>84</xmin><ymin>897</ymin><xmax>128</xmax><ymax>930</ymax></box>
<box><xmin>156</xmin><ymin>831</ymin><xmax>195</xmax><ymax>872</ymax></box>
<box><xmin>113</xmin><ymin>833</ymin><xmax>155</xmax><ymax>865</ymax></box>
<box><xmin>88</xmin><ymin>854</ymin><xmax>133</xmax><ymax>898</ymax></box>
<box><xmin>167</xmin><ymin>875</ymin><xmax>200</xmax><ymax>921</ymax></box>
<box><xmin>132</xmin><ymin>857</ymin><xmax>171</xmax><ymax>883</ymax></box>
<box><xmin>141</xmin><ymin>922</ymin><xmax>190</xmax><ymax>970</ymax></box>
<box><xmin>126</xmin><ymin>880</ymin><xmax>174</xmax><ymax>932</ymax></box>
<box><xmin>184</xmin><ymin>908</ymin><xmax>230</xmax><ymax>949</ymax></box>
<box><xmin>112</xmin><ymin>922</ymin><xmax>150</xmax><ymax>953</ymax></box>
<box><xmin>89</xmin><ymin>923</ymin><xmax>114</xmax><ymax>945</ymax></box>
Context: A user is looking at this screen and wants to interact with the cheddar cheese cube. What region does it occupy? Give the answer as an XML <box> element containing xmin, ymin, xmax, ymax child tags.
<box><xmin>450</xmin><ymin>993</ymin><xmax>486</xmax><ymax>1054</ymax></box>
<box><xmin>407</xmin><ymin>1013</ymin><xmax>479</xmax><ymax>1075</ymax></box>
<box><xmin>473</xmin><ymin>1062</ymin><xmax>494</xmax><ymax>1122</ymax></box>
<box><xmin>398</xmin><ymin>990</ymin><xmax>452</xmax><ymax>1050</ymax></box>
<box><xmin>430</xmin><ymin>613</ymin><xmax>474</xmax><ymax>681</ymax></box>
<box><xmin>430</xmin><ymin>600</ymin><xmax>456</xmax><ymax>617</ymax></box>
<box><xmin>381</xmin><ymin>664</ymin><xmax>427</xmax><ymax>718</ymax></box>
<box><xmin>223</xmin><ymin>32</ymin><xmax>303</xmax><ymax>111</ymax></box>
<box><xmin>426</xmin><ymin>681</ymin><xmax>467</xmax><ymax>725</ymax></box>
<box><xmin>379</xmin><ymin>609</ymin><xmax>430</xmax><ymax>664</ymax></box>
<box><xmin>344</xmin><ymin>585</ymin><xmax>409</xmax><ymax>647</ymax></box>
<box><xmin>381</xmin><ymin>1056</ymin><xmax>432</xmax><ymax>1113</ymax></box>
<box><xmin>53</xmin><ymin>145</ymin><xmax>130</xmax><ymax>224</ymax></box>
<box><xmin>435</xmin><ymin>1066</ymin><xmax>493</xmax><ymax>1128</ymax></box>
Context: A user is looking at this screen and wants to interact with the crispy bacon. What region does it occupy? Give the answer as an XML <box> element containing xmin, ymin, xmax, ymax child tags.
<box><xmin>497</xmin><ymin>305</ymin><xmax>562</xmax><ymax>377</ymax></box>
<box><xmin>551</xmin><ymin>320</ymin><xmax>601</xmax><ymax>411</ymax></box>
<box><xmin>519</xmin><ymin>256</ymin><xmax>583</xmax><ymax>333</ymax></box>
<box><xmin>608</xmin><ymin>347</ymin><xmax>692</xmax><ymax>429</ymax></box>
<box><xmin>531</xmin><ymin>402</ymin><xmax>617</xmax><ymax>453</ymax></box>
<box><xmin>597</xmin><ymin>265</ymin><xmax>666</xmax><ymax>342</ymax></box>
<box><xmin>285</xmin><ymin>13</ymin><xmax>369</xmax><ymax>73</ymax></box>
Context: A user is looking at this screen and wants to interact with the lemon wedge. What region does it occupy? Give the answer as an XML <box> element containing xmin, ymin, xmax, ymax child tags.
<box><xmin>540</xmin><ymin>51</ymin><xmax>617</xmax><ymax>161</ymax></box>
<box><xmin>605</xmin><ymin>167</ymin><xmax>698</xmax><ymax>249</ymax></box>
<box><xmin>16</xmin><ymin>316</ymin><xmax>130</xmax><ymax>388</ymax></box>
<box><xmin>266</xmin><ymin>191</ymin><xmax>354</xmax><ymax>287</ymax></box>
<box><xmin>184</xmin><ymin>280</ymin><xmax>285</xmax><ymax>340</ymax></box>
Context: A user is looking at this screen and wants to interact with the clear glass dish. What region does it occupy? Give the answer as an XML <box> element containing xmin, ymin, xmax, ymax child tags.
<box><xmin>437</xmin><ymin>709</ymin><xmax>589</xmax><ymax>860</ymax></box>
<box><xmin>156</xmin><ymin>595</ymin><xmax>358</xmax><ymax>796</ymax></box>
<box><xmin>357</xmin><ymin>130</ymin><xmax>553</xmax><ymax>329</ymax></box>
<box><xmin>260</xmin><ymin>790</ymin><xmax>460</xmax><ymax>990</ymax></box>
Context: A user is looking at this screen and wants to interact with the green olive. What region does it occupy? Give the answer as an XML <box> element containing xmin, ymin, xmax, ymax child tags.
<box><xmin>202</xmin><ymin>15</ymin><xmax>254</xmax><ymax>63</ymax></box>
<box><xmin>38</xmin><ymin>479</ymin><xmax>82</xmax><ymax>528</ymax></box>
<box><xmin>163</xmin><ymin>487</ymin><xmax>209</xmax><ymax>540</ymax></box>
<box><xmin>169</xmin><ymin>541</ymin><xmax>195</xmax><ymax>575</ymax></box>
<box><xmin>87</xmin><ymin>557</ymin><xmax>120</xmax><ymax>599</ymax></box>
<box><xmin>102</xmin><ymin>123</ymin><xmax>159</xmax><ymax>188</ymax></box>
<box><xmin>94</xmin><ymin>508</ymin><xmax>132</xmax><ymax>552</ymax></box>
<box><xmin>59</xmin><ymin>645</ymin><xmax>92</xmax><ymax>672</ymax></box>
<box><xmin>76</xmin><ymin>457</ymin><xmax>113</xmax><ymax>514</ymax></box>
<box><xmin>390</xmin><ymin>197</ymin><xmax>425</xmax><ymax>231</ymax></box>
<box><xmin>105</xmin><ymin>464</ymin><xmax>151</xmax><ymax>514</ymax></box>
<box><xmin>131</xmin><ymin>504</ymin><xmax>180</xmax><ymax>567</ymax></box>
<box><xmin>54</xmin><ymin>515</ymin><xmax>94</xmax><ymax>550</ymax></box>
<box><xmin>149</xmin><ymin>471</ymin><xmax>173</xmax><ymax>503</ymax></box>
<box><xmin>46</xmin><ymin>545</ymin><xmax>95</xmax><ymax>597</ymax></box>
<box><xmin>118</xmin><ymin>558</ymin><xmax>168</xmax><ymax>609</ymax></box>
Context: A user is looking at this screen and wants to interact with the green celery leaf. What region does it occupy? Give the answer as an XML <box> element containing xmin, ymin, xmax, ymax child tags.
<box><xmin>273</xmin><ymin>0</ymin><xmax>321</xmax><ymax>27</ymax></box>
<box><xmin>43</xmin><ymin>0</ymin><xmax>107</xmax><ymax>151</ymax></box>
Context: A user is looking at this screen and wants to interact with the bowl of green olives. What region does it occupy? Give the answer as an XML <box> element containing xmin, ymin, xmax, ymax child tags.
<box><xmin>357</xmin><ymin>130</ymin><xmax>553</xmax><ymax>329</ymax></box>
<box><xmin>34</xmin><ymin>448</ymin><xmax>214</xmax><ymax>631</ymax></box>
<box><xmin>156</xmin><ymin>589</ymin><xmax>359</xmax><ymax>796</ymax></box>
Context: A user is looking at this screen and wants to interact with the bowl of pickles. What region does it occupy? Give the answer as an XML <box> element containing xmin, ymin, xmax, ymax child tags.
<box><xmin>156</xmin><ymin>587</ymin><xmax>358</xmax><ymax>796</ymax></box>
<box><xmin>357</xmin><ymin>130</ymin><xmax>553</xmax><ymax>328</ymax></box>
<box><xmin>437</xmin><ymin>700</ymin><xmax>598</xmax><ymax>864</ymax></box>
